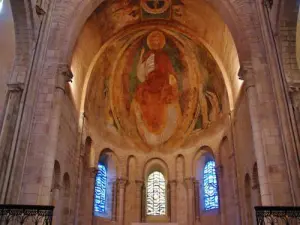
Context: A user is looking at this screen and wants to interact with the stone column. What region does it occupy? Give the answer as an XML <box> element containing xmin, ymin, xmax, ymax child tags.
<box><xmin>117</xmin><ymin>178</ymin><xmax>127</xmax><ymax>225</ymax></box>
<box><xmin>257</xmin><ymin>1</ymin><xmax>300</xmax><ymax>204</ymax></box>
<box><xmin>112</xmin><ymin>181</ymin><xmax>117</xmax><ymax>221</ymax></box>
<box><xmin>185</xmin><ymin>177</ymin><xmax>195</xmax><ymax>225</ymax></box>
<box><xmin>239</xmin><ymin>67</ymin><xmax>272</xmax><ymax>205</ymax></box>
<box><xmin>194</xmin><ymin>180</ymin><xmax>200</xmax><ymax>222</ymax></box>
<box><xmin>216</xmin><ymin>165</ymin><xmax>224</xmax><ymax>225</ymax></box>
<box><xmin>141</xmin><ymin>183</ymin><xmax>146</xmax><ymax>222</ymax></box>
<box><xmin>135</xmin><ymin>180</ymin><xmax>143</xmax><ymax>222</ymax></box>
<box><xmin>0</xmin><ymin>84</ymin><xmax>23</xmax><ymax>203</ymax></box>
<box><xmin>169</xmin><ymin>180</ymin><xmax>177</xmax><ymax>222</ymax></box>
<box><xmin>89</xmin><ymin>167</ymin><xmax>97</xmax><ymax>224</ymax></box>
<box><xmin>51</xmin><ymin>184</ymin><xmax>61</xmax><ymax>225</ymax></box>
<box><xmin>289</xmin><ymin>83</ymin><xmax>300</xmax><ymax>156</ymax></box>
<box><xmin>39</xmin><ymin>64</ymin><xmax>73</xmax><ymax>204</ymax></box>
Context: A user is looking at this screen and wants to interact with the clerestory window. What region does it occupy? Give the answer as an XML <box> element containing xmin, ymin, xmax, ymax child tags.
<box><xmin>203</xmin><ymin>160</ymin><xmax>219</xmax><ymax>210</ymax></box>
<box><xmin>146</xmin><ymin>171</ymin><xmax>166</xmax><ymax>216</ymax></box>
<box><xmin>94</xmin><ymin>163</ymin><xmax>107</xmax><ymax>215</ymax></box>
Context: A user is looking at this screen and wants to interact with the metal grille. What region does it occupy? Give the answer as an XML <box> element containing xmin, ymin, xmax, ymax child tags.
<box><xmin>0</xmin><ymin>204</ymin><xmax>54</xmax><ymax>225</ymax></box>
<box><xmin>255</xmin><ymin>206</ymin><xmax>300</xmax><ymax>225</ymax></box>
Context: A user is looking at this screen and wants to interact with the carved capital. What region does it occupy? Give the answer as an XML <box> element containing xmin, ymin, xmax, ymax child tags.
<box><xmin>7</xmin><ymin>83</ymin><xmax>24</xmax><ymax>92</ymax></box>
<box><xmin>288</xmin><ymin>82</ymin><xmax>300</xmax><ymax>111</ymax></box>
<box><xmin>56</xmin><ymin>64</ymin><xmax>73</xmax><ymax>91</ymax></box>
<box><xmin>262</xmin><ymin>0</ymin><xmax>273</xmax><ymax>9</ymax></box>
<box><xmin>169</xmin><ymin>180</ymin><xmax>177</xmax><ymax>189</ymax></box>
<box><xmin>135</xmin><ymin>180</ymin><xmax>144</xmax><ymax>188</ymax></box>
<box><xmin>184</xmin><ymin>177</ymin><xmax>195</xmax><ymax>190</ymax></box>
<box><xmin>238</xmin><ymin>65</ymin><xmax>255</xmax><ymax>89</ymax></box>
<box><xmin>215</xmin><ymin>165</ymin><xmax>223</xmax><ymax>178</ymax></box>
<box><xmin>117</xmin><ymin>178</ymin><xmax>128</xmax><ymax>189</ymax></box>
<box><xmin>51</xmin><ymin>183</ymin><xmax>61</xmax><ymax>191</ymax></box>
<box><xmin>89</xmin><ymin>167</ymin><xmax>98</xmax><ymax>178</ymax></box>
<box><xmin>193</xmin><ymin>180</ymin><xmax>200</xmax><ymax>188</ymax></box>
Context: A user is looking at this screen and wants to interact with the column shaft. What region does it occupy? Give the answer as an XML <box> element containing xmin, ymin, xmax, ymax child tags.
<box><xmin>38</xmin><ymin>65</ymin><xmax>72</xmax><ymax>204</ymax></box>
<box><xmin>117</xmin><ymin>178</ymin><xmax>127</xmax><ymax>225</ymax></box>
<box><xmin>185</xmin><ymin>178</ymin><xmax>195</xmax><ymax>225</ymax></box>
<box><xmin>0</xmin><ymin>86</ymin><xmax>23</xmax><ymax>203</ymax></box>
<box><xmin>135</xmin><ymin>180</ymin><xmax>143</xmax><ymax>222</ymax></box>
<box><xmin>169</xmin><ymin>180</ymin><xmax>177</xmax><ymax>222</ymax></box>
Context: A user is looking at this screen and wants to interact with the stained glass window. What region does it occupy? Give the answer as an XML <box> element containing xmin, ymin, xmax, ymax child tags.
<box><xmin>94</xmin><ymin>163</ymin><xmax>107</xmax><ymax>214</ymax></box>
<box><xmin>147</xmin><ymin>171</ymin><xmax>166</xmax><ymax>215</ymax></box>
<box><xmin>203</xmin><ymin>160</ymin><xmax>219</xmax><ymax>210</ymax></box>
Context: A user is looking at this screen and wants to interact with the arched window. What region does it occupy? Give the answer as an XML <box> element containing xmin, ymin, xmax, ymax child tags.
<box><xmin>203</xmin><ymin>160</ymin><xmax>219</xmax><ymax>210</ymax></box>
<box><xmin>94</xmin><ymin>163</ymin><xmax>107</xmax><ymax>215</ymax></box>
<box><xmin>147</xmin><ymin>171</ymin><xmax>166</xmax><ymax>216</ymax></box>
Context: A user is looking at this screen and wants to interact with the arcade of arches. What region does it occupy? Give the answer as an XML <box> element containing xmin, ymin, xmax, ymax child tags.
<box><xmin>0</xmin><ymin>0</ymin><xmax>300</xmax><ymax>225</ymax></box>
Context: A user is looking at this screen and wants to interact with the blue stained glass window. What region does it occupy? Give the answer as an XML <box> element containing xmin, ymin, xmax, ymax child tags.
<box><xmin>94</xmin><ymin>163</ymin><xmax>107</xmax><ymax>214</ymax></box>
<box><xmin>147</xmin><ymin>171</ymin><xmax>166</xmax><ymax>216</ymax></box>
<box><xmin>203</xmin><ymin>160</ymin><xmax>219</xmax><ymax>210</ymax></box>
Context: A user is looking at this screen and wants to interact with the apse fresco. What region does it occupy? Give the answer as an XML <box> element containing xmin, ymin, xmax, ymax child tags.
<box><xmin>85</xmin><ymin>0</ymin><xmax>226</xmax><ymax>151</ymax></box>
<box><xmin>89</xmin><ymin>28</ymin><xmax>224</xmax><ymax>151</ymax></box>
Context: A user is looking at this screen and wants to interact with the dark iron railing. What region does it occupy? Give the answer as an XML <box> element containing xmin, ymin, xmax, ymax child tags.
<box><xmin>0</xmin><ymin>205</ymin><xmax>54</xmax><ymax>225</ymax></box>
<box><xmin>255</xmin><ymin>206</ymin><xmax>300</xmax><ymax>224</ymax></box>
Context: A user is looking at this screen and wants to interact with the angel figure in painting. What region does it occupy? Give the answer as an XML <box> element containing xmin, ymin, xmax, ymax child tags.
<box><xmin>131</xmin><ymin>30</ymin><xmax>182</xmax><ymax>147</ymax></box>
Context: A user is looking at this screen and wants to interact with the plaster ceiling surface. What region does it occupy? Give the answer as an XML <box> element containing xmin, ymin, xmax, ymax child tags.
<box><xmin>71</xmin><ymin>0</ymin><xmax>241</xmax><ymax>152</ymax></box>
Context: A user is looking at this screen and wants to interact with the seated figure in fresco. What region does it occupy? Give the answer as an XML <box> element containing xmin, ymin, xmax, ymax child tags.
<box><xmin>131</xmin><ymin>30</ymin><xmax>182</xmax><ymax>147</ymax></box>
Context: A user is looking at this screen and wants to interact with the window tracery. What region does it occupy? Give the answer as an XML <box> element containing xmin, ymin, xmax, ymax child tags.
<box><xmin>203</xmin><ymin>160</ymin><xmax>219</xmax><ymax>210</ymax></box>
<box><xmin>94</xmin><ymin>163</ymin><xmax>107</xmax><ymax>214</ymax></box>
<box><xmin>146</xmin><ymin>171</ymin><xmax>166</xmax><ymax>216</ymax></box>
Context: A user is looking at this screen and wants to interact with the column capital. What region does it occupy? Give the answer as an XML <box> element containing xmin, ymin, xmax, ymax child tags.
<box><xmin>117</xmin><ymin>178</ymin><xmax>128</xmax><ymax>189</ymax></box>
<box><xmin>238</xmin><ymin>65</ymin><xmax>255</xmax><ymax>89</ymax></box>
<box><xmin>193</xmin><ymin>180</ymin><xmax>200</xmax><ymax>186</ymax></box>
<box><xmin>169</xmin><ymin>180</ymin><xmax>177</xmax><ymax>188</ymax></box>
<box><xmin>288</xmin><ymin>82</ymin><xmax>300</xmax><ymax>93</ymax></box>
<box><xmin>7</xmin><ymin>83</ymin><xmax>24</xmax><ymax>92</ymax></box>
<box><xmin>51</xmin><ymin>183</ymin><xmax>61</xmax><ymax>191</ymax></box>
<box><xmin>215</xmin><ymin>165</ymin><xmax>223</xmax><ymax>178</ymax></box>
<box><xmin>184</xmin><ymin>177</ymin><xmax>195</xmax><ymax>189</ymax></box>
<box><xmin>56</xmin><ymin>64</ymin><xmax>73</xmax><ymax>90</ymax></box>
<box><xmin>89</xmin><ymin>167</ymin><xmax>97</xmax><ymax>178</ymax></box>
<box><xmin>135</xmin><ymin>180</ymin><xmax>144</xmax><ymax>187</ymax></box>
<box><xmin>288</xmin><ymin>82</ymin><xmax>300</xmax><ymax>111</ymax></box>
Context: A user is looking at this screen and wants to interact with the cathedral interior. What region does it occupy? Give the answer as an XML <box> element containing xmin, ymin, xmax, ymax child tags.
<box><xmin>0</xmin><ymin>0</ymin><xmax>300</xmax><ymax>224</ymax></box>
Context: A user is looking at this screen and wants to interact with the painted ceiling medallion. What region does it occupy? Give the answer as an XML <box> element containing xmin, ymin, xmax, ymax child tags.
<box><xmin>141</xmin><ymin>0</ymin><xmax>171</xmax><ymax>14</ymax></box>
